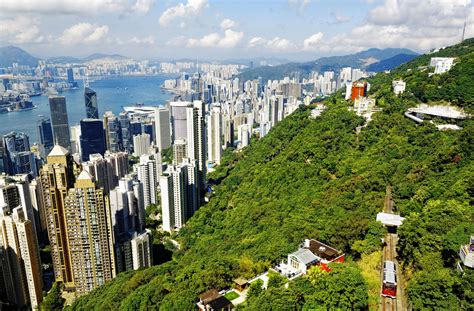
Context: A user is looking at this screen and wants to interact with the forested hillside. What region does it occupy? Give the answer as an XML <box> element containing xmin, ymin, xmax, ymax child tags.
<box><xmin>68</xmin><ymin>40</ymin><xmax>474</xmax><ymax>310</ymax></box>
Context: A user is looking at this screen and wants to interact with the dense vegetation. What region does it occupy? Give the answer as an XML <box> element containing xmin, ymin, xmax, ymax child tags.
<box><xmin>69</xmin><ymin>40</ymin><xmax>473</xmax><ymax>310</ymax></box>
<box><xmin>368</xmin><ymin>38</ymin><xmax>474</xmax><ymax>112</ymax></box>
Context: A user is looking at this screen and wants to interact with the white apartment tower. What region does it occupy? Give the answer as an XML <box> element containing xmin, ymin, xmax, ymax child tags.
<box><xmin>135</xmin><ymin>155</ymin><xmax>158</xmax><ymax>208</ymax></box>
<box><xmin>133</xmin><ymin>133</ymin><xmax>151</xmax><ymax>157</ymax></box>
<box><xmin>160</xmin><ymin>159</ymin><xmax>198</xmax><ymax>232</ymax></box>
<box><xmin>154</xmin><ymin>108</ymin><xmax>171</xmax><ymax>151</ymax></box>
<box><xmin>0</xmin><ymin>206</ymin><xmax>43</xmax><ymax>309</ymax></box>
<box><xmin>207</xmin><ymin>105</ymin><xmax>223</xmax><ymax>165</ymax></box>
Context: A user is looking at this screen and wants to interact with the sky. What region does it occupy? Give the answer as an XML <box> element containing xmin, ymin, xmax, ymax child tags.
<box><xmin>0</xmin><ymin>0</ymin><xmax>472</xmax><ymax>61</ymax></box>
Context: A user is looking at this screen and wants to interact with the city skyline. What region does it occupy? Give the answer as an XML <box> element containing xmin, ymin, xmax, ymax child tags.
<box><xmin>0</xmin><ymin>1</ymin><xmax>472</xmax><ymax>308</ymax></box>
<box><xmin>0</xmin><ymin>0</ymin><xmax>472</xmax><ymax>61</ymax></box>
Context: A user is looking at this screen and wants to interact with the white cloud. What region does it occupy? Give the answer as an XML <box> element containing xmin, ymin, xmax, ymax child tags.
<box><xmin>132</xmin><ymin>0</ymin><xmax>155</xmax><ymax>14</ymax></box>
<box><xmin>159</xmin><ymin>0</ymin><xmax>208</xmax><ymax>27</ymax></box>
<box><xmin>313</xmin><ymin>0</ymin><xmax>473</xmax><ymax>53</ymax></box>
<box><xmin>129</xmin><ymin>36</ymin><xmax>155</xmax><ymax>44</ymax></box>
<box><xmin>0</xmin><ymin>0</ymin><xmax>152</xmax><ymax>15</ymax></box>
<box><xmin>187</xmin><ymin>29</ymin><xmax>244</xmax><ymax>48</ymax></box>
<box><xmin>220</xmin><ymin>18</ymin><xmax>237</xmax><ymax>29</ymax></box>
<box><xmin>248</xmin><ymin>37</ymin><xmax>267</xmax><ymax>48</ymax></box>
<box><xmin>247</xmin><ymin>36</ymin><xmax>296</xmax><ymax>51</ymax></box>
<box><xmin>267</xmin><ymin>37</ymin><xmax>296</xmax><ymax>51</ymax></box>
<box><xmin>218</xmin><ymin>29</ymin><xmax>244</xmax><ymax>48</ymax></box>
<box><xmin>59</xmin><ymin>23</ymin><xmax>109</xmax><ymax>45</ymax></box>
<box><xmin>303</xmin><ymin>32</ymin><xmax>324</xmax><ymax>51</ymax></box>
<box><xmin>0</xmin><ymin>16</ymin><xmax>44</xmax><ymax>44</ymax></box>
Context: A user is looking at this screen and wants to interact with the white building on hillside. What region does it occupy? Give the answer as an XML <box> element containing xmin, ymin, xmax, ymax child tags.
<box><xmin>430</xmin><ymin>57</ymin><xmax>455</xmax><ymax>74</ymax></box>
<box><xmin>392</xmin><ymin>80</ymin><xmax>406</xmax><ymax>95</ymax></box>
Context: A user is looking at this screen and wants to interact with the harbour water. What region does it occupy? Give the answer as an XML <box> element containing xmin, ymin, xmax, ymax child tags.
<box><xmin>0</xmin><ymin>75</ymin><xmax>176</xmax><ymax>141</ymax></box>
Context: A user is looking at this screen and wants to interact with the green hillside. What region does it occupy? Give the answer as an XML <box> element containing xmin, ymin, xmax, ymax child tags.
<box><xmin>67</xmin><ymin>40</ymin><xmax>474</xmax><ymax>310</ymax></box>
<box><xmin>369</xmin><ymin>38</ymin><xmax>474</xmax><ymax>112</ymax></box>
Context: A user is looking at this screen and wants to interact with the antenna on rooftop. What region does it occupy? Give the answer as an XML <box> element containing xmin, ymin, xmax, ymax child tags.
<box><xmin>461</xmin><ymin>21</ymin><xmax>466</xmax><ymax>42</ymax></box>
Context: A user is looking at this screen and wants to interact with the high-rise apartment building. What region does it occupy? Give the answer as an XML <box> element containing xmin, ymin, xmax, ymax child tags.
<box><xmin>207</xmin><ymin>105</ymin><xmax>222</xmax><ymax>165</ymax></box>
<box><xmin>0</xmin><ymin>206</ymin><xmax>43</xmax><ymax>309</ymax></box>
<box><xmin>49</xmin><ymin>96</ymin><xmax>71</xmax><ymax>150</ymax></box>
<box><xmin>135</xmin><ymin>155</ymin><xmax>158</xmax><ymax>208</ymax></box>
<box><xmin>170</xmin><ymin>101</ymin><xmax>189</xmax><ymax>141</ymax></box>
<box><xmin>160</xmin><ymin>159</ymin><xmax>198</xmax><ymax>232</ymax></box>
<box><xmin>65</xmin><ymin>170</ymin><xmax>115</xmax><ymax>295</ymax></box>
<box><xmin>133</xmin><ymin>133</ymin><xmax>151</xmax><ymax>157</ymax></box>
<box><xmin>0</xmin><ymin>176</ymin><xmax>38</xmax><ymax>238</ymax></box>
<box><xmin>39</xmin><ymin>145</ymin><xmax>76</xmax><ymax>289</ymax></box>
<box><xmin>154</xmin><ymin>107</ymin><xmax>171</xmax><ymax>151</ymax></box>
<box><xmin>173</xmin><ymin>138</ymin><xmax>187</xmax><ymax>165</ymax></box>
<box><xmin>130</xmin><ymin>230</ymin><xmax>152</xmax><ymax>270</ymax></box>
<box><xmin>84</xmin><ymin>87</ymin><xmax>99</xmax><ymax>119</ymax></box>
<box><xmin>186</xmin><ymin>101</ymin><xmax>206</xmax><ymax>194</ymax></box>
<box><xmin>109</xmin><ymin>174</ymin><xmax>146</xmax><ymax>273</ymax></box>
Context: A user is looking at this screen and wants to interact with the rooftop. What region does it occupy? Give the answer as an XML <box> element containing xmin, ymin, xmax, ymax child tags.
<box><xmin>306</xmin><ymin>239</ymin><xmax>342</xmax><ymax>260</ymax></box>
<box><xmin>376</xmin><ymin>212</ymin><xmax>405</xmax><ymax>227</ymax></box>
<box><xmin>48</xmin><ymin>145</ymin><xmax>69</xmax><ymax>157</ymax></box>
<box><xmin>290</xmin><ymin>248</ymin><xmax>319</xmax><ymax>265</ymax></box>
<box><xmin>77</xmin><ymin>170</ymin><xmax>92</xmax><ymax>181</ymax></box>
<box><xmin>408</xmin><ymin>104</ymin><xmax>470</xmax><ymax>119</ymax></box>
<box><xmin>207</xmin><ymin>296</ymin><xmax>232</xmax><ymax>310</ymax></box>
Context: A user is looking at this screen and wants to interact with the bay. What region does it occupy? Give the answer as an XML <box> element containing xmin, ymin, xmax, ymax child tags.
<box><xmin>0</xmin><ymin>75</ymin><xmax>176</xmax><ymax>142</ymax></box>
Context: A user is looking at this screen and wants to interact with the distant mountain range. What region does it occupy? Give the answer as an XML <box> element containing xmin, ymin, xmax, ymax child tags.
<box><xmin>237</xmin><ymin>48</ymin><xmax>419</xmax><ymax>81</ymax></box>
<box><xmin>0</xmin><ymin>46</ymin><xmax>40</xmax><ymax>68</ymax></box>
<box><xmin>0</xmin><ymin>46</ymin><xmax>130</xmax><ymax>67</ymax></box>
<box><xmin>0</xmin><ymin>45</ymin><xmax>418</xmax><ymax>78</ymax></box>
<box><xmin>366</xmin><ymin>53</ymin><xmax>418</xmax><ymax>72</ymax></box>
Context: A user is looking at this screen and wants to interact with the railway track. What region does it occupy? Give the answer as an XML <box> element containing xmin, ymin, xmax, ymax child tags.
<box><xmin>382</xmin><ymin>234</ymin><xmax>397</xmax><ymax>311</ymax></box>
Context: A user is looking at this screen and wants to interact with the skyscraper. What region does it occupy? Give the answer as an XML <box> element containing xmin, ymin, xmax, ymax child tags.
<box><xmin>49</xmin><ymin>96</ymin><xmax>71</xmax><ymax>150</ymax></box>
<box><xmin>173</xmin><ymin>138</ymin><xmax>187</xmax><ymax>165</ymax></box>
<box><xmin>0</xmin><ymin>206</ymin><xmax>43</xmax><ymax>309</ymax></box>
<box><xmin>104</xmin><ymin>112</ymin><xmax>123</xmax><ymax>152</ymax></box>
<box><xmin>2</xmin><ymin>132</ymin><xmax>37</xmax><ymax>177</ymax></box>
<box><xmin>170</xmin><ymin>101</ymin><xmax>189</xmax><ymax>141</ymax></box>
<box><xmin>186</xmin><ymin>101</ymin><xmax>206</xmax><ymax>194</ymax></box>
<box><xmin>133</xmin><ymin>133</ymin><xmax>151</xmax><ymax>157</ymax></box>
<box><xmin>80</xmin><ymin>119</ymin><xmax>106</xmax><ymax>161</ymax></box>
<box><xmin>39</xmin><ymin>145</ymin><xmax>76</xmax><ymax>289</ymax></box>
<box><xmin>64</xmin><ymin>170</ymin><xmax>115</xmax><ymax>295</ymax></box>
<box><xmin>160</xmin><ymin>159</ymin><xmax>198</xmax><ymax>232</ymax></box>
<box><xmin>135</xmin><ymin>155</ymin><xmax>158</xmax><ymax>208</ymax></box>
<box><xmin>154</xmin><ymin>107</ymin><xmax>171</xmax><ymax>151</ymax></box>
<box><xmin>119</xmin><ymin>112</ymin><xmax>132</xmax><ymax>153</ymax></box>
<box><xmin>207</xmin><ymin>105</ymin><xmax>223</xmax><ymax>166</ymax></box>
<box><xmin>84</xmin><ymin>87</ymin><xmax>99</xmax><ymax>119</ymax></box>
<box><xmin>37</xmin><ymin>116</ymin><xmax>54</xmax><ymax>158</ymax></box>
<box><xmin>109</xmin><ymin>174</ymin><xmax>146</xmax><ymax>273</ymax></box>
<box><xmin>67</xmin><ymin>68</ymin><xmax>74</xmax><ymax>84</ymax></box>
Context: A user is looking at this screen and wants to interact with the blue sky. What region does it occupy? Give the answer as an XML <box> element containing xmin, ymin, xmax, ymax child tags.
<box><xmin>0</xmin><ymin>0</ymin><xmax>472</xmax><ymax>61</ymax></box>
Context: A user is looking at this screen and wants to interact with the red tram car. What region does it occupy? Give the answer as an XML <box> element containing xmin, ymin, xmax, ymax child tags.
<box><xmin>381</xmin><ymin>260</ymin><xmax>397</xmax><ymax>298</ymax></box>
